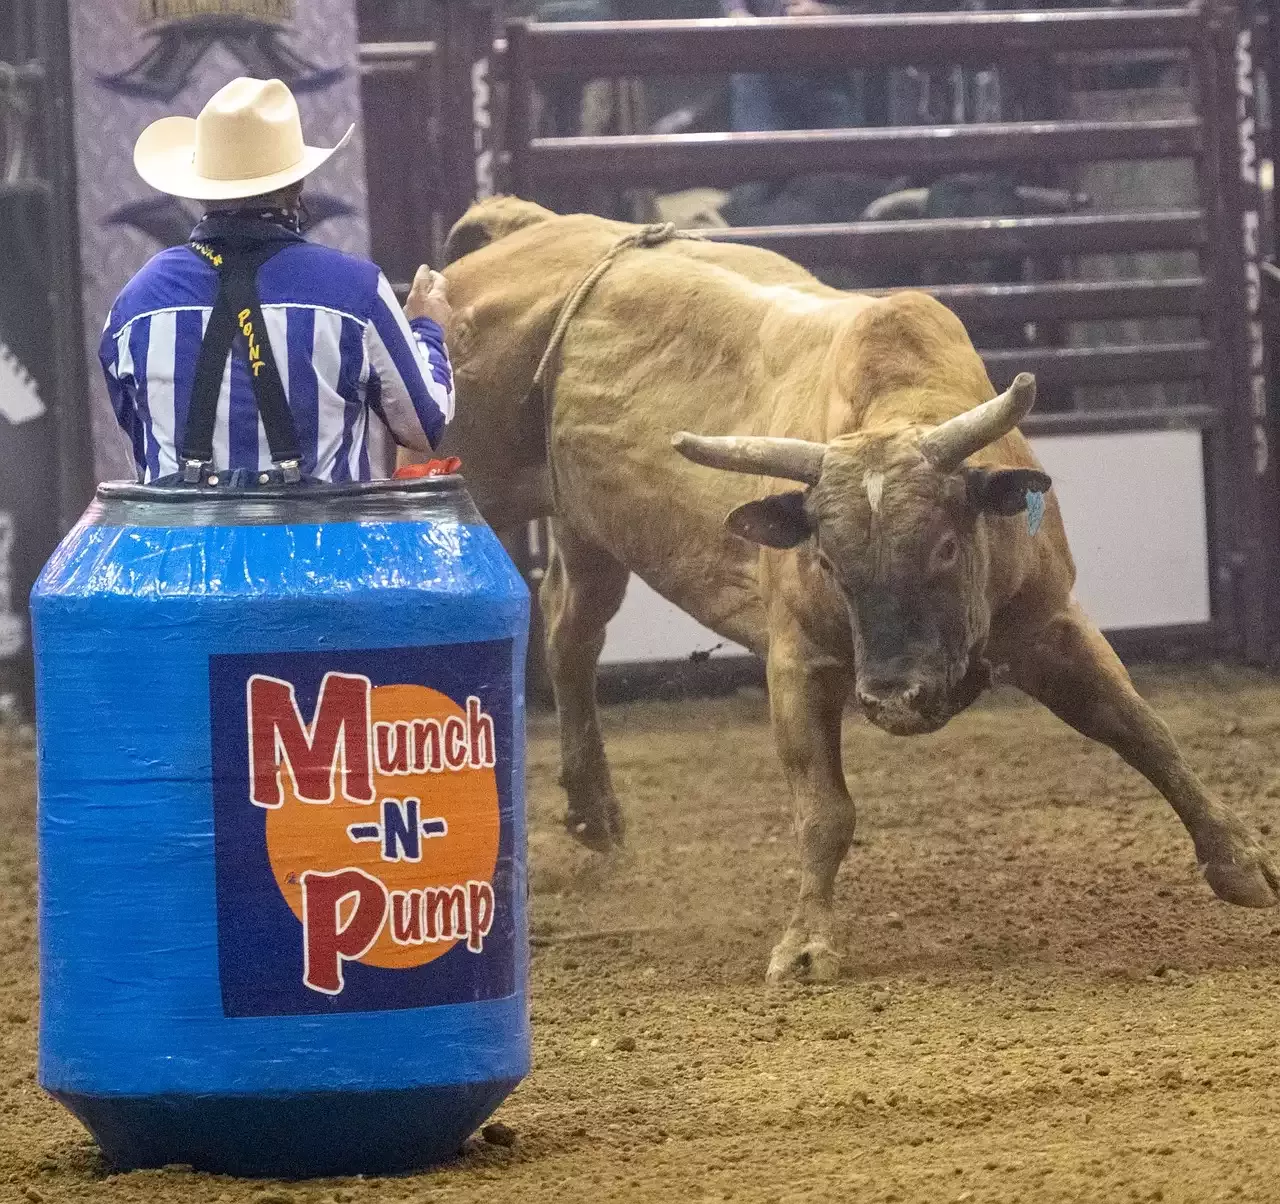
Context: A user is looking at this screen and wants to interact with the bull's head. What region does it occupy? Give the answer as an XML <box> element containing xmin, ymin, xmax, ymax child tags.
<box><xmin>673</xmin><ymin>373</ymin><xmax>1049</xmax><ymax>736</ymax></box>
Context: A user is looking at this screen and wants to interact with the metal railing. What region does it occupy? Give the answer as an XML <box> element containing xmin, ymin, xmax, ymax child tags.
<box><xmin>490</xmin><ymin>2</ymin><xmax>1279</xmax><ymax>660</ymax></box>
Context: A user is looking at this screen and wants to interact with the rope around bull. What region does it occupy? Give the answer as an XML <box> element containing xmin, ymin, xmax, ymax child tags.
<box><xmin>528</xmin><ymin>221</ymin><xmax>702</xmax><ymax>511</ymax></box>
<box><xmin>530</xmin><ymin>221</ymin><xmax>701</xmax><ymax>396</ymax></box>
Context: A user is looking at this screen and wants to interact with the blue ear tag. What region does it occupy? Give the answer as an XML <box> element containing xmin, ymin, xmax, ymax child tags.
<box><xmin>1025</xmin><ymin>489</ymin><xmax>1045</xmax><ymax>537</ymax></box>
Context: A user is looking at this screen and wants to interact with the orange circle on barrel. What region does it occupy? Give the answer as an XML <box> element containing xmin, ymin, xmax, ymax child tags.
<box><xmin>265</xmin><ymin>683</ymin><xmax>501</xmax><ymax>969</ymax></box>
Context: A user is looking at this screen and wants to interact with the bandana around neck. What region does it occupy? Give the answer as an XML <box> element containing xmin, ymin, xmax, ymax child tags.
<box><xmin>201</xmin><ymin>206</ymin><xmax>302</xmax><ymax>233</ymax></box>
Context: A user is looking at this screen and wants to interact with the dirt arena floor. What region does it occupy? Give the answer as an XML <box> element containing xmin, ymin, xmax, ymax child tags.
<box><xmin>3</xmin><ymin>665</ymin><xmax>1280</xmax><ymax>1203</ymax></box>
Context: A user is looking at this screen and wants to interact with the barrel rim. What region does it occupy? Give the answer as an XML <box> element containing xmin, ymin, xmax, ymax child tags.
<box><xmin>96</xmin><ymin>475</ymin><xmax>466</xmax><ymax>505</ymax></box>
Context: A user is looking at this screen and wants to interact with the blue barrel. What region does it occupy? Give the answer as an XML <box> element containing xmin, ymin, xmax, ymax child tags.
<box><xmin>30</xmin><ymin>477</ymin><xmax>530</xmax><ymax>1177</ymax></box>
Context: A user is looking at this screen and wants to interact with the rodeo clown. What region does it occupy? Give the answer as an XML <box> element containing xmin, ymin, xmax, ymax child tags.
<box><xmin>101</xmin><ymin>76</ymin><xmax>454</xmax><ymax>486</ymax></box>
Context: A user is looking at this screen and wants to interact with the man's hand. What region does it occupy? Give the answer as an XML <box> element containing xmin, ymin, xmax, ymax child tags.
<box><xmin>404</xmin><ymin>264</ymin><xmax>451</xmax><ymax>328</ymax></box>
<box><xmin>784</xmin><ymin>0</ymin><xmax>834</xmax><ymax>13</ymax></box>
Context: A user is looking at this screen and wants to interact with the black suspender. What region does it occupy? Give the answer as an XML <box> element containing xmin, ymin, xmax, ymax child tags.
<box><xmin>179</xmin><ymin>239</ymin><xmax>303</xmax><ymax>485</ymax></box>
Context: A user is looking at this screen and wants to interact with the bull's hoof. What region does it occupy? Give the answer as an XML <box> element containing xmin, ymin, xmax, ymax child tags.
<box><xmin>1201</xmin><ymin>848</ymin><xmax>1280</xmax><ymax>908</ymax></box>
<box><xmin>564</xmin><ymin>810</ymin><xmax>623</xmax><ymax>853</ymax></box>
<box><xmin>563</xmin><ymin>790</ymin><xmax>626</xmax><ymax>853</ymax></box>
<box><xmin>765</xmin><ymin>934</ymin><xmax>842</xmax><ymax>985</ymax></box>
<box><xmin>560</xmin><ymin>763</ymin><xmax>626</xmax><ymax>853</ymax></box>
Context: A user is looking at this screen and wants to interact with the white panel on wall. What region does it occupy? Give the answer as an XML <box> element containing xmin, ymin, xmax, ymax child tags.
<box><xmin>599</xmin><ymin>576</ymin><xmax>746</xmax><ymax>665</ymax></box>
<box><xmin>1028</xmin><ymin>429</ymin><xmax>1210</xmax><ymax>631</ymax></box>
<box><xmin>600</xmin><ymin>428</ymin><xmax>1211</xmax><ymax>664</ymax></box>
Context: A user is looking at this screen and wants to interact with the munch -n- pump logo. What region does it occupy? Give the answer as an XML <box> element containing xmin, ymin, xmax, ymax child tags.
<box><xmin>210</xmin><ymin>642</ymin><xmax>518</xmax><ymax>1017</ymax></box>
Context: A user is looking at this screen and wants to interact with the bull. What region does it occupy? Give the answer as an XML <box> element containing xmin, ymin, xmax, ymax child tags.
<box><xmin>430</xmin><ymin>196</ymin><xmax>1278</xmax><ymax>984</ymax></box>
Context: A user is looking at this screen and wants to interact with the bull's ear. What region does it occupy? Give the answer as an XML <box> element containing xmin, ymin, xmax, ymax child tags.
<box><xmin>725</xmin><ymin>491</ymin><xmax>812</xmax><ymax>548</ymax></box>
<box><xmin>964</xmin><ymin>467</ymin><xmax>1052</xmax><ymax>516</ymax></box>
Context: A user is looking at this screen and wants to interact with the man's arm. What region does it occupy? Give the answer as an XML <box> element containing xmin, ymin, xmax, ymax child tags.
<box><xmin>98</xmin><ymin>310</ymin><xmax>144</xmax><ymax>477</ymax></box>
<box><xmin>363</xmin><ymin>267</ymin><xmax>456</xmax><ymax>453</ymax></box>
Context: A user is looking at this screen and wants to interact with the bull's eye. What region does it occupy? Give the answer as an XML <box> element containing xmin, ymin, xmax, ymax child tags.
<box><xmin>816</xmin><ymin>550</ymin><xmax>835</xmax><ymax>576</ymax></box>
<box><xmin>932</xmin><ymin>533</ymin><xmax>960</xmax><ymax>572</ymax></box>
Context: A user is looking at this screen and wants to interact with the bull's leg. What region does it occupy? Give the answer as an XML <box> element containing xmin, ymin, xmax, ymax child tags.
<box><xmin>540</xmin><ymin>520</ymin><xmax>630</xmax><ymax>852</ymax></box>
<box><xmin>1009</xmin><ymin>605</ymin><xmax>1279</xmax><ymax>907</ymax></box>
<box><xmin>765</xmin><ymin>638</ymin><xmax>854</xmax><ymax>984</ymax></box>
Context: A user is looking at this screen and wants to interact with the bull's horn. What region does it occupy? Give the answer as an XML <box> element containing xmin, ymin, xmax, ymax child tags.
<box><xmin>672</xmin><ymin>432</ymin><xmax>826</xmax><ymax>485</ymax></box>
<box><xmin>918</xmin><ymin>373</ymin><xmax>1037</xmax><ymax>471</ymax></box>
<box><xmin>860</xmin><ymin>187</ymin><xmax>929</xmax><ymax>222</ymax></box>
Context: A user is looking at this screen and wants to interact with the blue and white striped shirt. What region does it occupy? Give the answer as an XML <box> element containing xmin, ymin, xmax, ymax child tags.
<box><xmin>99</xmin><ymin>217</ymin><xmax>454</xmax><ymax>483</ymax></box>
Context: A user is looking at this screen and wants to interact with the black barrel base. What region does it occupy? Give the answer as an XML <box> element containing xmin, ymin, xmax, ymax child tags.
<box><xmin>51</xmin><ymin>1081</ymin><xmax>519</xmax><ymax>1178</ymax></box>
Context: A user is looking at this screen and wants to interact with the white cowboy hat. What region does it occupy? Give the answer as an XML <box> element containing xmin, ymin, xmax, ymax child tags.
<box><xmin>133</xmin><ymin>76</ymin><xmax>353</xmax><ymax>201</ymax></box>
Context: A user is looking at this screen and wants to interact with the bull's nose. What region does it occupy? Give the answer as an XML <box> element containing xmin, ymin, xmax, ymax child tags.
<box><xmin>856</xmin><ymin>680</ymin><xmax>946</xmax><ymax>736</ymax></box>
<box><xmin>856</xmin><ymin>682</ymin><xmax>922</xmax><ymax>711</ymax></box>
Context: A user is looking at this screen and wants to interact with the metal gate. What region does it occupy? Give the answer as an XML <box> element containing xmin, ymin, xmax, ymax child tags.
<box><xmin>355</xmin><ymin>0</ymin><xmax>505</xmax><ymax>297</ymax></box>
<box><xmin>485</xmin><ymin>1</ymin><xmax>1280</xmax><ymax>666</ymax></box>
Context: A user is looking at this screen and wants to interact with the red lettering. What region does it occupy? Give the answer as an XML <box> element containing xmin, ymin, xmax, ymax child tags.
<box><xmin>375</xmin><ymin>721</ymin><xmax>410</xmax><ymax>775</ymax></box>
<box><xmin>390</xmin><ymin>889</ymin><xmax>423</xmax><ymax>945</ymax></box>
<box><xmin>300</xmin><ymin>868</ymin><xmax>387</xmax><ymax>994</ymax></box>
<box><xmin>467</xmin><ymin>880</ymin><xmax>495</xmax><ymax>952</ymax></box>
<box><xmin>248</xmin><ymin>672</ymin><xmax>373</xmax><ymax>808</ymax></box>
<box><xmin>412</xmin><ymin>718</ymin><xmax>442</xmax><ymax>772</ymax></box>
<box><xmin>467</xmin><ymin>697</ymin><xmax>495</xmax><ymax>768</ymax></box>
<box><xmin>443</xmin><ymin>716</ymin><xmax>467</xmax><ymax>771</ymax></box>
<box><xmin>424</xmin><ymin>885</ymin><xmax>468</xmax><ymax>941</ymax></box>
